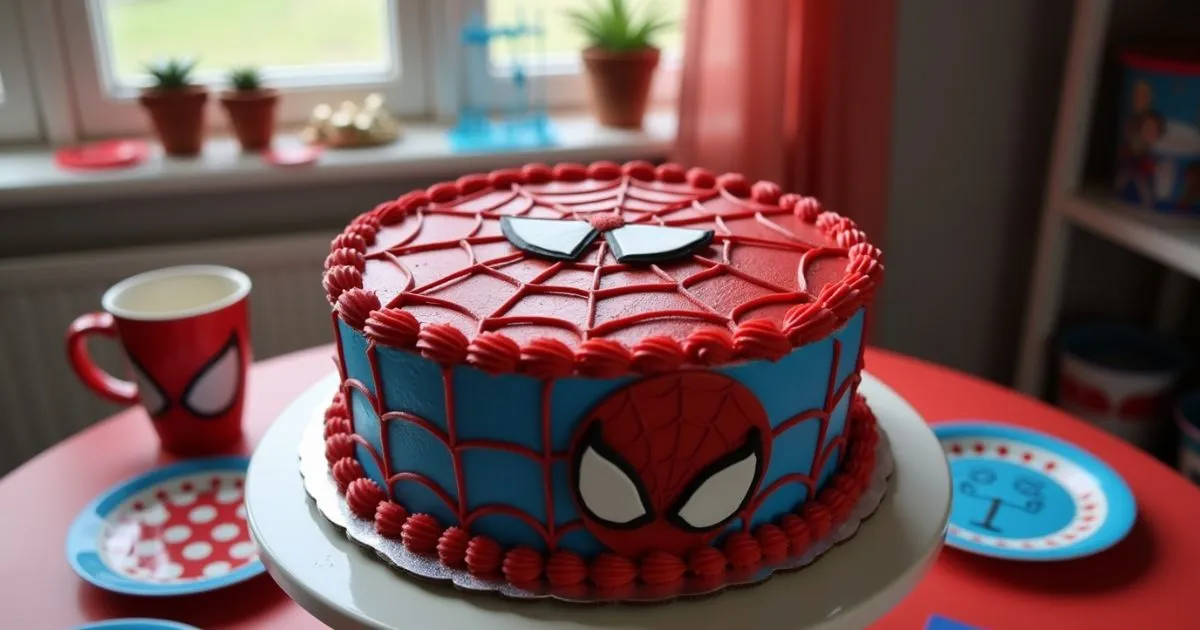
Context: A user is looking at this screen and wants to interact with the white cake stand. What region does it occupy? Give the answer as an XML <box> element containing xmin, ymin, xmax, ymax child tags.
<box><xmin>246</xmin><ymin>372</ymin><xmax>950</xmax><ymax>630</ymax></box>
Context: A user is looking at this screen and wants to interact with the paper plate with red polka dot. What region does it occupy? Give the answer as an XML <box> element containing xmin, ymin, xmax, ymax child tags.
<box><xmin>66</xmin><ymin>456</ymin><xmax>264</xmax><ymax>595</ymax></box>
<box><xmin>933</xmin><ymin>421</ymin><xmax>1136</xmax><ymax>561</ymax></box>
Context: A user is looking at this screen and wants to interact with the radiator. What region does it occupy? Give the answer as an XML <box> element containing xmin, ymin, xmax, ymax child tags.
<box><xmin>0</xmin><ymin>231</ymin><xmax>336</xmax><ymax>474</ymax></box>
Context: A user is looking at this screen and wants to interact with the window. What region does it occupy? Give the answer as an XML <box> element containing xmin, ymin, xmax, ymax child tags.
<box><xmin>59</xmin><ymin>0</ymin><xmax>428</xmax><ymax>138</ymax></box>
<box><xmin>97</xmin><ymin>0</ymin><xmax>396</xmax><ymax>95</ymax></box>
<box><xmin>0</xmin><ymin>1</ymin><xmax>42</xmax><ymax>142</ymax></box>
<box><xmin>3</xmin><ymin>0</ymin><xmax>688</xmax><ymax>145</ymax></box>
<box><xmin>475</xmin><ymin>0</ymin><xmax>687</xmax><ymax>108</ymax></box>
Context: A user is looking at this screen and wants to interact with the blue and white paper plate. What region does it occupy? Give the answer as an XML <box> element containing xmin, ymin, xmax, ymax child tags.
<box><xmin>933</xmin><ymin>421</ymin><xmax>1136</xmax><ymax>561</ymax></box>
<box><xmin>71</xmin><ymin>619</ymin><xmax>200</xmax><ymax>630</ymax></box>
<box><xmin>67</xmin><ymin>456</ymin><xmax>264</xmax><ymax>596</ymax></box>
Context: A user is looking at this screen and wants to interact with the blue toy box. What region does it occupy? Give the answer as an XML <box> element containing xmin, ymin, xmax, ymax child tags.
<box><xmin>1115</xmin><ymin>43</ymin><xmax>1200</xmax><ymax>214</ymax></box>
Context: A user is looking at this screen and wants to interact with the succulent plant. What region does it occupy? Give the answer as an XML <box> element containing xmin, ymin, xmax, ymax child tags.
<box><xmin>566</xmin><ymin>0</ymin><xmax>673</xmax><ymax>52</ymax></box>
<box><xmin>145</xmin><ymin>57</ymin><xmax>198</xmax><ymax>90</ymax></box>
<box><xmin>229</xmin><ymin>67</ymin><xmax>265</xmax><ymax>92</ymax></box>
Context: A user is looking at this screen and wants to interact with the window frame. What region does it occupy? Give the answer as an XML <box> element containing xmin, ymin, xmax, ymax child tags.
<box><xmin>0</xmin><ymin>0</ymin><xmax>44</xmax><ymax>143</ymax></box>
<box><xmin>56</xmin><ymin>0</ymin><xmax>431</xmax><ymax>139</ymax></box>
<box><xmin>450</xmin><ymin>0</ymin><xmax>683</xmax><ymax>112</ymax></box>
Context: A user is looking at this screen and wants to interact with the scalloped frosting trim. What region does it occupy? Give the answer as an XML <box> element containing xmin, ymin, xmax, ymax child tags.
<box><xmin>322</xmin><ymin>390</ymin><xmax>880</xmax><ymax>590</ymax></box>
<box><xmin>323</xmin><ymin>161</ymin><xmax>883</xmax><ymax>376</ymax></box>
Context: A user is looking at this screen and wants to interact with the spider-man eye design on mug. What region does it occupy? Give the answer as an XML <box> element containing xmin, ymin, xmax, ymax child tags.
<box><xmin>500</xmin><ymin>216</ymin><xmax>714</xmax><ymax>264</ymax></box>
<box><xmin>569</xmin><ymin>372</ymin><xmax>771</xmax><ymax>558</ymax></box>
<box><xmin>128</xmin><ymin>334</ymin><xmax>243</xmax><ymax>420</ymax></box>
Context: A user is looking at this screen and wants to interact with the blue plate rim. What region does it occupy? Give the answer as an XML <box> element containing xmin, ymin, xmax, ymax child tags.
<box><xmin>70</xmin><ymin>619</ymin><xmax>201</xmax><ymax>630</ymax></box>
<box><xmin>932</xmin><ymin>420</ymin><xmax>1136</xmax><ymax>562</ymax></box>
<box><xmin>66</xmin><ymin>455</ymin><xmax>264</xmax><ymax>596</ymax></box>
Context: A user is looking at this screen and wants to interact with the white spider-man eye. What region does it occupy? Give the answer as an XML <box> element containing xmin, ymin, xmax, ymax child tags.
<box><xmin>500</xmin><ymin>217</ymin><xmax>598</xmax><ymax>261</ymax></box>
<box><xmin>574</xmin><ymin>424</ymin><xmax>654</xmax><ymax>529</ymax></box>
<box><xmin>129</xmin><ymin>355</ymin><xmax>169</xmax><ymax>417</ymax></box>
<box><xmin>604</xmin><ymin>224</ymin><xmax>713</xmax><ymax>263</ymax></box>
<box><xmin>668</xmin><ymin>429</ymin><xmax>763</xmax><ymax>532</ymax></box>
<box><xmin>181</xmin><ymin>335</ymin><xmax>242</xmax><ymax>418</ymax></box>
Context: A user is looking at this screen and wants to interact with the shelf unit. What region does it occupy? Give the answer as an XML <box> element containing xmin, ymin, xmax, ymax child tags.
<box><xmin>1016</xmin><ymin>0</ymin><xmax>1196</xmax><ymax>396</ymax></box>
<box><xmin>1061</xmin><ymin>189</ymin><xmax>1200</xmax><ymax>279</ymax></box>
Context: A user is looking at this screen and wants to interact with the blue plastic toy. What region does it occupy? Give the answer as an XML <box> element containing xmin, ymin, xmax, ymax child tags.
<box><xmin>927</xmin><ymin>615</ymin><xmax>981</xmax><ymax>630</ymax></box>
<box><xmin>449</xmin><ymin>7</ymin><xmax>555</xmax><ymax>152</ymax></box>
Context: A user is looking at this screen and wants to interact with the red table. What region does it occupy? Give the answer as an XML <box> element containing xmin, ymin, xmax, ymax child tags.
<box><xmin>5</xmin><ymin>347</ymin><xmax>1198</xmax><ymax>629</ymax></box>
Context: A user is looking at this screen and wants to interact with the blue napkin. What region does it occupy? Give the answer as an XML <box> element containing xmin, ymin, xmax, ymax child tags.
<box><xmin>927</xmin><ymin>615</ymin><xmax>981</xmax><ymax>630</ymax></box>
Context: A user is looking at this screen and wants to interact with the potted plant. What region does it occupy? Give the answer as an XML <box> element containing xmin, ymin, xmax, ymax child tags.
<box><xmin>220</xmin><ymin>67</ymin><xmax>279</xmax><ymax>152</ymax></box>
<box><xmin>138</xmin><ymin>58</ymin><xmax>208</xmax><ymax>157</ymax></box>
<box><xmin>567</xmin><ymin>0</ymin><xmax>672</xmax><ymax>128</ymax></box>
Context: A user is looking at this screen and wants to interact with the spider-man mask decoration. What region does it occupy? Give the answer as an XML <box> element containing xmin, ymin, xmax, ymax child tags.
<box><xmin>500</xmin><ymin>215</ymin><xmax>714</xmax><ymax>264</ymax></box>
<box><xmin>127</xmin><ymin>332</ymin><xmax>246</xmax><ymax>454</ymax></box>
<box><xmin>569</xmin><ymin>372</ymin><xmax>772</xmax><ymax>558</ymax></box>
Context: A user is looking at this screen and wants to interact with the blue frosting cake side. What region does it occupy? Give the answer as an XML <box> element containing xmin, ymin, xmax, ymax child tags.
<box><xmin>335</xmin><ymin>309</ymin><xmax>866</xmax><ymax>558</ymax></box>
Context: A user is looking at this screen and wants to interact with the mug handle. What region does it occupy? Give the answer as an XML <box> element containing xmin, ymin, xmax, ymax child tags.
<box><xmin>66</xmin><ymin>312</ymin><xmax>139</xmax><ymax>405</ymax></box>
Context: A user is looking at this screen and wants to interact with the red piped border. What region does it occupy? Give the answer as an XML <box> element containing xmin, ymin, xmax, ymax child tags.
<box><xmin>322</xmin><ymin>161</ymin><xmax>883</xmax><ymax>378</ymax></box>
<box><xmin>323</xmin><ymin>390</ymin><xmax>880</xmax><ymax>590</ymax></box>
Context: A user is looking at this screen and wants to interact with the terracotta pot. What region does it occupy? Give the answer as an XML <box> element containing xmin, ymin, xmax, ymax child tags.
<box><xmin>582</xmin><ymin>47</ymin><xmax>661</xmax><ymax>128</ymax></box>
<box><xmin>138</xmin><ymin>87</ymin><xmax>209</xmax><ymax>157</ymax></box>
<box><xmin>220</xmin><ymin>89</ymin><xmax>280</xmax><ymax>152</ymax></box>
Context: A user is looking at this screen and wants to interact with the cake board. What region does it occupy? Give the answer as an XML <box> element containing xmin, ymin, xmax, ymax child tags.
<box><xmin>246</xmin><ymin>372</ymin><xmax>951</xmax><ymax>630</ymax></box>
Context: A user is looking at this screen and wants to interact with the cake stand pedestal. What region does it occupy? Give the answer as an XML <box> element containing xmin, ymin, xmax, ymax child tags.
<box><xmin>246</xmin><ymin>373</ymin><xmax>950</xmax><ymax>630</ymax></box>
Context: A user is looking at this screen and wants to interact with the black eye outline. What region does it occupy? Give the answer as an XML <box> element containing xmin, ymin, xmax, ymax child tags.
<box><xmin>127</xmin><ymin>352</ymin><xmax>170</xmax><ymax>417</ymax></box>
<box><xmin>666</xmin><ymin>428</ymin><xmax>764</xmax><ymax>533</ymax></box>
<box><xmin>1013</xmin><ymin>477</ymin><xmax>1044</xmax><ymax>497</ymax></box>
<box><xmin>571</xmin><ymin>422</ymin><xmax>656</xmax><ymax>530</ymax></box>
<box><xmin>968</xmin><ymin>468</ymin><xmax>997</xmax><ymax>485</ymax></box>
<box><xmin>180</xmin><ymin>334</ymin><xmax>242</xmax><ymax>419</ymax></box>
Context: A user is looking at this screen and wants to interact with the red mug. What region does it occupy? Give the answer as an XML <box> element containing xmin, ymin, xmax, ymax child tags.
<box><xmin>66</xmin><ymin>265</ymin><xmax>252</xmax><ymax>455</ymax></box>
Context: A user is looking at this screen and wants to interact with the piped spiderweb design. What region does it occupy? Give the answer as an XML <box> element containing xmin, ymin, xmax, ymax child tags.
<box><xmin>332</xmin><ymin>333</ymin><xmax>863</xmax><ymax>558</ymax></box>
<box><xmin>325</xmin><ymin>333</ymin><xmax>878</xmax><ymax>580</ymax></box>
<box><xmin>343</xmin><ymin>163</ymin><xmax>877</xmax><ymax>350</ymax></box>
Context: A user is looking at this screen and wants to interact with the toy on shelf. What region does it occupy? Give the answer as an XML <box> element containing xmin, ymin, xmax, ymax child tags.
<box><xmin>301</xmin><ymin>93</ymin><xmax>402</xmax><ymax>149</ymax></box>
<box><xmin>1115</xmin><ymin>42</ymin><xmax>1200</xmax><ymax>214</ymax></box>
<box><xmin>449</xmin><ymin>7</ymin><xmax>555</xmax><ymax>152</ymax></box>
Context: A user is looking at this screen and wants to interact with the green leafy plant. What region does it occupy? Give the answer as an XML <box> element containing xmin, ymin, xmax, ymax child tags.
<box><xmin>228</xmin><ymin>67</ymin><xmax>265</xmax><ymax>92</ymax></box>
<box><xmin>566</xmin><ymin>0</ymin><xmax>672</xmax><ymax>52</ymax></box>
<box><xmin>145</xmin><ymin>57</ymin><xmax>198</xmax><ymax>90</ymax></box>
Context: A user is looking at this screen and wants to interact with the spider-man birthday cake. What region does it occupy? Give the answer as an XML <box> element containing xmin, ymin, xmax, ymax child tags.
<box><xmin>318</xmin><ymin>161</ymin><xmax>885</xmax><ymax>597</ymax></box>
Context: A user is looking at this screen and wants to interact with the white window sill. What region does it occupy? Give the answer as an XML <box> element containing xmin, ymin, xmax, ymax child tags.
<box><xmin>0</xmin><ymin>111</ymin><xmax>677</xmax><ymax>207</ymax></box>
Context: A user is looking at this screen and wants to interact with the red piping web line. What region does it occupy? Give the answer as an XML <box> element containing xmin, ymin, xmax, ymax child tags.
<box><xmin>737</xmin><ymin>339</ymin><xmax>864</xmax><ymax>530</ymax></box>
<box><xmin>362</xmin><ymin>176</ymin><xmax>846</xmax><ymax>339</ymax></box>
<box><xmin>334</xmin><ymin>314</ymin><xmax>866</xmax><ymax>547</ymax></box>
<box><xmin>332</xmin><ymin>323</ymin><xmax>585</xmax><ymax>547</ymax></box>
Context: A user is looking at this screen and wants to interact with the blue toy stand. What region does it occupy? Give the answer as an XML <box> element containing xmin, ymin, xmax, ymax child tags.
<box><xmin>450</xmin><ymin>8</ymin><xmax>556</xmax><ymax>152</ymax></box>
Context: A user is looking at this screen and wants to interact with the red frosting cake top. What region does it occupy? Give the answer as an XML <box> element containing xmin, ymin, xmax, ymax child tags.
<box><xmin>323</xmin><ymin>161</ymin><xmax>883</xmax><ymax>377</ymax></box>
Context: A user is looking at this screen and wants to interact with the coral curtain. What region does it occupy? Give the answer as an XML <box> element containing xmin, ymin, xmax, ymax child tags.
<box><xmin>674</xmin><ymin>0</ymin><xmax>895</xmax><ymax>244</ymax></box>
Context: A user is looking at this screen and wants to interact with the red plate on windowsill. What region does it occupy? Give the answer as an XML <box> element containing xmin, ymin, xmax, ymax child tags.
<box><xmin>55</xmin><ymin>140</ymin><xmax>150</xmax><ymax>171</ymax></box>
